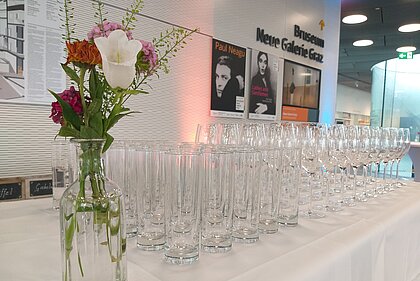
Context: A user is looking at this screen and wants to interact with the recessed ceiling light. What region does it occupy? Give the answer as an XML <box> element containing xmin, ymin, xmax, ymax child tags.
<box><xmin>353</xmin><ymin>40</ymin><xmax>373</xmax><ymax>47</ymax></box>
<box><xmin>398</xmin><ymin>23</ymin><xmax>420</xmax><ymax>33</ymax></box>
<box><xmin>342</xmin><ymin>14</ymin><xmax>367</xmax><ymax>24</ymax></box>
<box><xmin>396</xmin><ymin>46</ymin><xmax>416</xmax><ymax>52</ymax></box>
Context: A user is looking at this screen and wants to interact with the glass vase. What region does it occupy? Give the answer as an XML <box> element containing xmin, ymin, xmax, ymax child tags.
<box><xmin>60</xmin><ymin>139</ymin><xmax>127</xmax><ymax>281</ymax></box>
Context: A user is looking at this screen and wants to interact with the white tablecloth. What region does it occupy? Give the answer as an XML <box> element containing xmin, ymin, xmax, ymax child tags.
<box><xmin>1</xmin><ymin>183</ymin><xmax>420</xmax><ymax>281</ymax></box>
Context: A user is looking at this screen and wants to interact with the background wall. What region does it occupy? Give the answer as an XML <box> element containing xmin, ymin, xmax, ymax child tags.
<box><xmin>0</xmin><ymin>0</ymin><xmax>341</xmax><ymax>178</ymax></box>
<box><xmin>336</xmin><ymin>84</ymin><xmax>371</xmax><ymax>116</ymax></box>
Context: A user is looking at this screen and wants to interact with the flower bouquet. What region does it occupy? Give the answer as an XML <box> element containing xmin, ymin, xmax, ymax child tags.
<box><xmin>50</xmin><ymin>1</ymin><xmax>196</xmax><ymax>280</ymax></box>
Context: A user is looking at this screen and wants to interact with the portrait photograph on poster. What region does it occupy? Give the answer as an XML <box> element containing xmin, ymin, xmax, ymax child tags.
<box><xmin>210</xmin><ymin>38</ymin><xmax>246</xmax><ymax>118</ymax></box>
<box><xmin>281</xmin><ymin>60</ymin><xmax>321</xmax><ymax>122</ymax></box>
<box><xmin>248</xmin><ymin>50</ymin><xmax>278</xmax><ymax>120</ymax></box>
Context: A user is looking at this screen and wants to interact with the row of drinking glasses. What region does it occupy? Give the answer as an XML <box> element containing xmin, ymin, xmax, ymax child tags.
<box><xmin>51</xmin><ymin>122</ymin><xmax>410</xmax><ymax>264</ymax></box>
<box><xmin>104</xmin><ymin>140</ymin><xmax>301</xmax><ymax>264</ymax></box>
<box><xmin>299</xmin><ymin>124</ymin><xmax>411</xmax><ymax>218</ymax></box>
<box><xmin>195</xmin><ymin>122</ymin><xmax>411</xmax><ymax>219</ymax></box>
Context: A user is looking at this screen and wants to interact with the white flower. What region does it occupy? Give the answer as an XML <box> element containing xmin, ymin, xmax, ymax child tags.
<box><xmin>94</xmin><ymin>30</ymin><xmax>142</xmax><ymax>89</ymax></box>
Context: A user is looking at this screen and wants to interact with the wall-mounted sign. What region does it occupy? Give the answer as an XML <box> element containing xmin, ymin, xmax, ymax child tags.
<box><xmin>29</xmin><ymin>179</ymin><xmax>52</xmax><ymax>197</ymax></box>
<box><xmin>0</xmin><ymin>182</ymin><xmax>22</xmax><ymax>201</ymax></box>
<box><xmin>248</xmin><ymin>49</ymin><xmax>278</xmax><ymax>121</ymax></box>
<box><xmin>256</xmin><ymin>26</ymin><xmax>324</xmax><ymax>63</ymax></box>
<box><xmin>398</xmin><ymin>52</ymin><xmax>413</xmax><ymax>59</ymax></box>
<box><xmin>210</xmin><ymin>39</ymin><xmax>246</xmax><ymax>118</ymax></box>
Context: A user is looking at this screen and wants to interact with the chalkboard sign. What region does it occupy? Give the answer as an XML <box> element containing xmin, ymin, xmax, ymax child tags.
<box><xmin>0</xmin><ymin>182</ymin><xmax>22</xmax><ymax>200</ymax></box>
<box><xmin>29</xmin><ymin>179</ymin><xmax>53</xmax><ymax>197</ymax></box>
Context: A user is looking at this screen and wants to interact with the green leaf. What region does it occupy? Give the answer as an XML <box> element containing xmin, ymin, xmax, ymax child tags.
<box><xmin>105</xmin><ymin>104</ymin><xmax>128</xmax><ymax>131</ymax></box>
<box><xmin>80</xmin><ymin>125</ymin><xmax>102</xmax><ymax>139</ymax></box>
<box><xmin>124</xmin><ymin>89</ymin><xmax>149</xmax><ymax>95</ymax></box>
<box><xmin>87</xmin><ymin>99</ymin><xmax>102</xmax><ymax>115</ymax></box>
<box><xmin>58</xmin><ymin>126</ymin><xmax>80</xmax><ymax>138</ymax></box>
<box><xmin>102</xmin><ymin>133</ymin><xmax>114</xmax><ymax>153</ymax></box>
<box><xmin>49</xmin><ymin>89</ymin><xmax>81</xmax><ymax>130</ymax></box>
<box><xmin>61</xmin><ymin>64</ymin><xmax>79</xmax><ymax>83</ymax></box>
<box><xmin>65</xmin><ymin>215</ymin><xmax>76</xmax><ymax>252</ymax></box>
<box><xmin>90</xmin><ymin>112</ymin><xmax>103</xmax><ymax>137</ymax></box>
<box><xmin>107</xmin><ymin>111</ymin><xmax>135</xmax><ymax>132</ymax></box>
<box><xmin>89</xmin><ymin>68</ymin><xmax>98</xmax><ymax>99</ymax></box>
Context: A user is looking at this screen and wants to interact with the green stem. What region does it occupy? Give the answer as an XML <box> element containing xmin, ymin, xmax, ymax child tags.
<box><xmin>79</xmin><ymin>67</ymin><xmax>88</xmax><ymax>126</ymax></box>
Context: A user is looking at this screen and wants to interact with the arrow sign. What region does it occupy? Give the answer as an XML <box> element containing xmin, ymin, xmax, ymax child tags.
<box><xmin>319</xmin><ymin>20</ymin><xmax>325</xmax><ymax>31</ymax></box>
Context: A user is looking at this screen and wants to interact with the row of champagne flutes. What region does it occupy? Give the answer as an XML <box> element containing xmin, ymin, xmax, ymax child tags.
<box><xmin>306</xmin><ymin>124</ymin><xmax>410</xmax><ymax>218</ymax></box>
<box><xmin>195</xmin><ymin>122</ymin><xmax>411</xmax><ymax>218</ymax></box>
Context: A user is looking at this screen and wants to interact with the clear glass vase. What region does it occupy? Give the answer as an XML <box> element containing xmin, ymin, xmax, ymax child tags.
<box><xmin>60</xmin><ymin>139</ymin><xmax>127</xmax><ymax>281</ymax></box>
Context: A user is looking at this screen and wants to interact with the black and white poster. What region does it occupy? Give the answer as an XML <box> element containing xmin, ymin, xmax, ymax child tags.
<box><xmin>0</xmin><ymin>0</ymin><xmax>65</xmax><ymax>104</ymax></box>
<box><xmin>248</xmin><ymin>50</ymin><xmax>278</xmax><ymax>120</ymax></box>
<box><xmin>211</xmin><ymin>39</ymin><xmax>246</xmax><ymax>118</ymax></box>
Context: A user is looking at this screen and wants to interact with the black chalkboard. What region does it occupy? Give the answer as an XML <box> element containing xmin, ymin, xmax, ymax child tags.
<box><xmin>29</xmin><ymin>179</ymin><xmax>53</xmax><ymax>197</ymax></box>
<box><xmin>0</xmin><ymin>182</ymin><xmax>22</xmax><ymax>200</ymax></box>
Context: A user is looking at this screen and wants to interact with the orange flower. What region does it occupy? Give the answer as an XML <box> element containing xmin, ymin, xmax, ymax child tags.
<box><xmin>66</xmin><ymin>40</ymin><xmax>102</xmax><ymax>67</ymax></box>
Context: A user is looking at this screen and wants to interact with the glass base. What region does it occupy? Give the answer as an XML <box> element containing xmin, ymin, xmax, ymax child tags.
<box><xmin>164</xmin><ymin>244</ymin><xmax>199</xmax><ymax>265</ymax></box>
<box><xmin>232</xmin><ymin>236</ymin><xmax>259</xmax><ymax>243</ymax></box>
<box><xmin>259</xmin><ymin>219</ymin><xmax>279</xmax><ymax>234</ymax></box>
<box><xmin>137</xmin><ymin>243</ymin><xmax>165</xmax><ymax>251</ymax></box>
<box><xmin>201</xmin><ymin>244</ymin><xmax>232</xmax><ymax>253</ymax></box>
<box><xmin>232</xmin><ymin>228</ymin><xmax>259</xmax><ymax>243</ymax></box>
<box><xmin>201</xmin><ymin>234</ymin><xmax>232</xmax><ymax>252</ymax></box>
<box><xmin>136</xmin><ymin>231</ymin><xmax>165</xmax><ymax>251</ymax></box>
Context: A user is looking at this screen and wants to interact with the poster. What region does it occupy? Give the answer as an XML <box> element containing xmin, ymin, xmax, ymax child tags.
<box><xmin>248</xmin><ymin>50</ymin><xmax>278</xmax><ymax>120</ymax></box>
<box><xmin>281</xmin><ymin>60</ymin><xmax>320</xmax><ymax>122</ymax></box>
<box><xmin>210</xmin><ymin>39</ymin><xmax>246</xmax><ymax>118</ymax></box>
<box><xmin>0</xmin><ymin>0</ymin><xmax>66</xmax><ymax>104</ymax></box>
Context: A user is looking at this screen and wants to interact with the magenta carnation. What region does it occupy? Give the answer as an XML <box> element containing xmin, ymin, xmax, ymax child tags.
<box><xmin>87</xmin><ymin>21</ymin><xmax>133</xmax><ymax>41</ymax></box>
<box><xmin>139</xmin><ymin>40</ymin><xmax>158</xmax><ymax>70</ymax></box>
<box><xmin>49</xmin><ymin>86</ymin><xmax>83</xmax><ymax>125</ymax></box>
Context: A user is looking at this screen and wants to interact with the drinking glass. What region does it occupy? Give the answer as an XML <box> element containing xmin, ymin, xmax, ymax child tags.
<box><xmin>394</xmin><ymin>128</ymin><xmax>411</xmax><ymax>186</ymax></box>
<box><xmin>201</xmin><ymin>145</ymin><xmax>234</xmax><ymax>252</ymax></box>
<box><xmin>300</xmin><ymin>126</ymin><xmax>324</xmax><ymax>218</ymax></box>
<box><xmin>52</xmin><ymin>138</ymin><xmax>71</xmax><ymax>210</ymax></box>
<box><xmin>279</xmin><ymin>146</ymin><xmax>302</xmax><ymax>225</ymax></box>
<box><xmin>136</xmin><ymin>142</ymin><xmax>168</xmax><ymax>251</ymax></box>
<box><xmin>258</xmin><ymin>146</ymin><xmax>282</xmax><ymax>233</ymax></box>
<box><xmin>232</xmin><ymin>147</ymin><xmax>261</xmax><ymax>242</ymax></box>
<box><xmin>164</xmin><ymin>145</ymin><xmax>202</xmax><ymax>264</ymax></box>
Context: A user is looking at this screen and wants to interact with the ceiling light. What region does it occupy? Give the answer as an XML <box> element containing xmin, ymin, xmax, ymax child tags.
<box><xmin>398</xmin><ymin>23</ymin><xmax>420</xmax><ymax>33</ymax></box>
<box><xmin>342</xmin><ymin>14</ymin><xmax>367</xmax><ymax>24</ymax></box>
<box><xmin>396</xmin><ymin>46</ymin><xmax>416</xmax><ymax>52</ymax></box>
<box><xmin>353</xmin><ymin>40</ymin><xmax>373</xmax><ymax>47</ymax></box>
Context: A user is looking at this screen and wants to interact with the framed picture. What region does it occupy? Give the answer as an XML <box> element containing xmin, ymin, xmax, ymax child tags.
<box><xmin>248</xmin><ymin>49</ymin><xmax>278</xmax><ymax>121</ymax></box>
<box><xmin>281</xmin><ymin>60</ymin><xmax>321</xmax><ymax>122</ymax></box>
<box><xmin>210</xmin><ymin>38</ymin><xmax>246</xmax><ymax>118</ymax></box>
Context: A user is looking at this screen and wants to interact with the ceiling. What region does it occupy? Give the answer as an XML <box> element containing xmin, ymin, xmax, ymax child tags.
<box><xmin>338</xmin><ymin>0</ymin><xmax>420</xmax><ymax>92</ymax></box>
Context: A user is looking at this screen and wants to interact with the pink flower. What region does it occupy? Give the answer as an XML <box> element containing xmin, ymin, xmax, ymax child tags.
<box><xmin>49</xmin><ymin>86</ymin><xmax>83</xmax><ymax>125</ymax></box>
<box><xmin>87</xmin><ymin>21</ymin><xmax>133</xmax><ymax>41</ymax></box>
<box><xmin>139</xmin><ymin>40</ymin><xmax>158</xmax><ymax>70</ymax></box>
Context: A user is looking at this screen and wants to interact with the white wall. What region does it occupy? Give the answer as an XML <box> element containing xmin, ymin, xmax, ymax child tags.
<box><xmin>0</xmin><ymin>0</ymin><xmax>341</xmax><ymax>178</ymax></box>
<box><xmin>336</xmin><ymin>84</ymin><xmax>371</xmax><ymax>116</ymax></box>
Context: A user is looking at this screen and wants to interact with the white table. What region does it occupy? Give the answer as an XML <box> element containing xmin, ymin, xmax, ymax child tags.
<box><xmin>2</xmin><ymin>183</ymin><xmax>420</xmax><ymax>281</ymax></box>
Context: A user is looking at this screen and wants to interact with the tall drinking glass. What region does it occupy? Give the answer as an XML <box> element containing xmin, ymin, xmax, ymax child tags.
<box><xmin>52</xmin><ymin>138</ymin><xmax>71</xmax><ymax>210</ymax></box>
<box><xmin>201</xmin><ymin>145</ymin><xmax>234</xmax><ymax>252</ymax></box>
<box><xmin>136</xmin><ymin>143</ymin><xmax>168</xmax><ymax>250</ymax></box>
<box><xmin>164</xmin><ymin>146</ymin><xmax>202</xmax><ymax>264</ymax></box>
<box><xmin>232</xmin><ymin>148</ymin><xmax>261</xmax><ymax>242</ymax></box>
